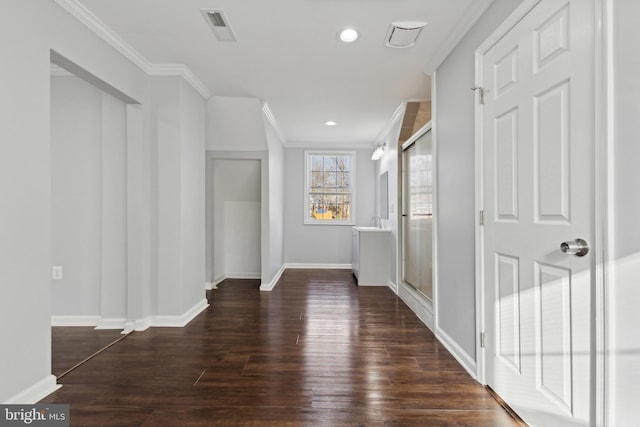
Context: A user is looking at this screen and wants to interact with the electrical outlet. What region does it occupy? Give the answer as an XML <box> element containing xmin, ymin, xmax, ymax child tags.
<box><xmin>52</xmin><ymin>266</ymin><xmax>63</xmax><ymax>281</ymax></box>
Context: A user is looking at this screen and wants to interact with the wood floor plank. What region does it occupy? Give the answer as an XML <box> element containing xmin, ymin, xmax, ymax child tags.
<box><xmin>43</xmin><ymin>269</ymin><xmax>518</xmax><ymax>426</ymax></box>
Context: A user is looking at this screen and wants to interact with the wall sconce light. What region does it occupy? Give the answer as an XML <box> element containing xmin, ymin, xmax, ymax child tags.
<box><xmin>371</xmin><ymin>143</ymin><xmax>386</xmax><ymax>160</ymax></box>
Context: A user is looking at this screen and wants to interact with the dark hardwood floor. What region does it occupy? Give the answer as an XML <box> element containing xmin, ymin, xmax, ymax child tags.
<box><xmin>42</xmin><ymin>269</ymin><xmax>519</xmax><ymax>426</ymax></box>
<box><xmin>51</xmin><ymin>327</ymin><xmax>127</xmax><ymax>378</ymax></box>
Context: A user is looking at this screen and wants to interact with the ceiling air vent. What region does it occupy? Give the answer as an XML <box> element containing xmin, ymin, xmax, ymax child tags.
<box><xmin>385</xmin><ymin>21</ymin><xmax>428</xmax><ymax>48</ymax></box>
<box><xmin>201</xmin><ymin>9</ymin><xmax>237</xmax><ymax>42</ymax></box>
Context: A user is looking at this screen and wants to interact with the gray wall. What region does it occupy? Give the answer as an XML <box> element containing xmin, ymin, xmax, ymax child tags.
<box><xmin>434</xmin><ymin>0</ymin><xmax>523</xmax><ymax>361</ymax></box>
<box><xmin>284</xmin><ymin>147</ymin><xmax>376</xmax><ymax>265</ymax></box>
<box><xmin>264</xmin><ymin>118</ymin><xmax>285</xmax><ymax>283</ymax></box>
<box><xmin>0</xmin><ymin>1</ymin><xmax>208</xmax><ymax>402</ymax></box>
<box><xmin>611</xmin><ymin>0</ymin><xmax>640</xmax><ymax>423</ymax></box>
<box><xmin>51</xmin><ymin>75</ymin><xmax>128</xmax><ymax>321</ymax></box>
<box><xmin>375</xmin><ymin>107</ymin><xmax>405</xmax><ymax>287</ymax></box>
<box><xmin>213</xmin><ymin>159</ymin><xmax>262</xmax><ymax>278</ymax></box>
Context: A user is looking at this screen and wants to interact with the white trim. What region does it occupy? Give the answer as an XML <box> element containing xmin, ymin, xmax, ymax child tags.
<box><xmin>303</xmin><ymin>150</ymin><xmax>356</xmax><ymax>226</ymax></box>
<box><xmin>435</xmin><ymin>326</ymin><xmax>478</xmax><ymax>380</ymax></box>
<box><xmin>473</xmin><ymin>0</ymin><xmax>542</xmax><ymax>387</ymax></box>
<box><xmin>122</xmin><ymin>322</ymin><xmax>135</xmax><ymax>334</ymax></box>
<box><xmin>387</xmin><ymin>280</ymin><xmax>398</xmax><ymax>294</ymax></box>
<box><xmin>149</xmin><ymin>299</ymin><xmax>209</xmax><ymax>328</ymax></box>
<box><xmin>401</xmin><ymin>122</ymin><xmax>432</xmax><ymax>152</ymax></box>
<box><xmin>595</xmin><ymin>0</ymin><xmax>614</xmax><ymax>425</ymax></box>
<box><xmin>52</xmin><ymin>0</ymin><xmax>211</xmax><ymax>99</ymax></box>
<box><xmin>95</xmin><ymin>317</ymin><xmax>127</xmax><ymax>330</ymax></box>
<box><xmin>260</xmin><ymin>265</ymin><xmax>286</xmax><ymax>292</ymax></box>
<box><xmin>148</xmin><ymin>64</ymin><xmax>211</xmax><ymax>99</ymax></box>
<box><xmin>51</xmin><ymin>315</ymin><xmax>100</xmax><ymax>327</ymax></box>
<box><xmin>284</xmin><ymin>263</ymin><xmax>352</xmax><ymax>270</ymax></box>
<box><xmin>431</xmin><ymin>72</ymin><xmax>440</xmax><ymax>337</ymax></box>
<box><xmin>3</xmin><ymin>375</ymin><xmax>60</xmax><ymax>404</ymax></box>
<box><xmin>375</xmin><ymin>103</ymin><xmax>407</xmax><ymax>144</ymax></box>
<box><xmin>134</xmin><ymin>318</ymin><xmax>151</xmax><ymax>332</ymax></box>
<box><xmin>212</xmin><ymin>274</ymin><xmax>226</xmax><ymax>287</ymax></box>
<box><xmin>423</xmin><ymin>0</ymin><xmax>496</xmax><ymax>75</ymax></box>
<box><xmin>225</xmin><ymin>273</ymin><xmax>261</xmax><ymax>280</ymax></box>
<box><xmin>285</xmin><ymin>141</ymin><xmax>373</xmax><ymax>150</ymax></box>
<box><xmin>261</xmin><ymin>102</ymin><xmax>287</xmax><ymax>145</ymax></box>
<box><xmin>397</xmin><ymin>282</ymin><xmax>433</xmax><ymax>331</ymax></box>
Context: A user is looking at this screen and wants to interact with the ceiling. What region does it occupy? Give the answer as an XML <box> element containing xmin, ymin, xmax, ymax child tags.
<box><xmin>74</xmin><ymin>0</ymin><xmax>485</xmax><ymax>147</ymax></box>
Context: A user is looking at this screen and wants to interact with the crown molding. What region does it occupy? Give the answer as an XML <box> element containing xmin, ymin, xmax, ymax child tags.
<box><xmin>53</xmin><ymin>0</ymin><xmax>211</xmax><ymax>100</ymax></box>
<box><xmin>422</xmin><ymin>0</ymin><xmax>496</xmax><ymax>75</ymax></box>
<box><xmin>375</xmin><ymin>102</ymin><xmax>407</xmax><ymax>143</ymax></box>
<box><xmin>285</xmin><ymin>141</ymin><xmax>374</xmax><ymax>150</ymax></box>
<box><xmin>148</xmin><ymin>64</ymin><xmax>211</xmax><ymax>99</ymax></box>
<box><xmin>261</xmin><ymin>101</ymin><xmax>287</xmax><ymax>145</ymax></box>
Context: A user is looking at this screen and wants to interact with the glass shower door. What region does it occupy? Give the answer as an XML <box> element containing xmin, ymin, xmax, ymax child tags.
<box><xmin>401</xmin><ymin>129</ymin><xmax>433</xmax><ymax>300</ymax></box>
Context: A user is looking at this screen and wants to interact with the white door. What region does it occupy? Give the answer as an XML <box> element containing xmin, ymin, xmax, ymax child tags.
<box><xmin>481</xmin><ymin>1</ymin><xmax>594</xmax><ymax>425</ymax></box>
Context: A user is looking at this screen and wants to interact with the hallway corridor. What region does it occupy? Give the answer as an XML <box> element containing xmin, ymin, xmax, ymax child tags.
<box><xmin>43</xmin><ymin>269</ymin><xmax>518</xmax><ymax>426</ymax></box>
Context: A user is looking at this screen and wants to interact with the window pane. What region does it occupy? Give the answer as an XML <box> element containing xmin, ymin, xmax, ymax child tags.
<box><xmin>305</xmin><ymin>151</ymin><xmax>354</xmax><ymax>224</ymax></box>
<box><xmin>311</xmin><ymin>156</ymin><xmax>324</xmax><ymax>171</ymax></box>
<box><xmin>325</xmin><ymin>156</ymin><xmax>337</xmax><ymax>171</ymax></box>
<box><xmin>324</xmin><ymin>171</ymin><xmax>337</xmax><ymax>188</ymax></box>
<box><xmin>311</xmin><ymin>171</ymin><xmax>324</xmax><ymax>188</ymax></box>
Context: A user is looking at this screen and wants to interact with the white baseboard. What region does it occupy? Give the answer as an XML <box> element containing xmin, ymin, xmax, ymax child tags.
<box><xmin>3</xmin><ymin>375</ymin><xmax>60</xmax><ymax>404</ymax></box>
<box><xmin>212</xmin><ymin>274</ymin><xmax>225</xmax><ymax>287</ymax></box>
<box><xmin>134</xmin><ymin>317</ymin><xmax>151</xmax><ymax>332</ymax></box>
<box><xmin>122</xmin><ymin>321</ymin><xmax>135</xmax><ymax>334</ymax></box>
<box><xmin>398</xmin><ymin>282</ymin><xmax>434</xmax><ymax>332</ymax></box>
<box><xmin>205</xmin><ymin>281</ymin><xmax>213</xmax><ymax>290</ymax></box>
<box><xmin>260</xmin><ymin>265</ymin><xmax>286</xmax><ymax>292</ymax></box>
<box><xmin>388</xmin><ymin>280</ymin><xmax>399</xmax><ymax>294</ymax></box>
<box><xmin>149</xmin><ymin>299</ymin><xmax>209</xmax><ymax>328</ymax></box>
<box><xmin>225</xmin><ymin>272</ymin><xmax>261</xmax><ymax>279</ymax></box>
<box><xmin>51</xmin><ymin>315</ymin><xmax>100</xmax><ymax>327</ymax></box>
<box><xmin>95</xmin><ymin>317</ymin><xmax>127</xmax><ymax>330</ymax></box>
<box><xmin>435</xmin><ymin>326</ymin><xmax>478</xmax><ymax>380</ymax></box>
<box><xmin>284</xmin><ymin>263</ymin><xmax>352</xmax><ymax>269</ymax></box>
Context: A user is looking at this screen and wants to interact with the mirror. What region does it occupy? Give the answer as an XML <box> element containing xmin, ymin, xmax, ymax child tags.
<box><xmin>379</xmin><ymin>171</ymin><xmax>389</xmax><ymax>219</ymax></box>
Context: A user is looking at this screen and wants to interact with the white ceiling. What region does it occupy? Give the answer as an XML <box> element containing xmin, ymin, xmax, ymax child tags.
<box><xmin>75</xmin><ymin>0</ymin><xmax>485</xmax><ymax>147</ymax></box>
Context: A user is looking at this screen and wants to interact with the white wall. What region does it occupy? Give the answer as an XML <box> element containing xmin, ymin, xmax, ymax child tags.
<box><xmin>375</xmin><ymin>107</ymin><xmax>405</xmax><ymax>287</ymax></box>
<box><xmin>264</xmin><ymin>117</ymin><xmax>285</xmax><ymax>284</ymax></box>
<box><xmin>610</xmin><ymin>0</ymin><xmax>640</xmax><ymax>423</ymax></box>
<box><xmin>206</xmin><ymin>96</ymin><xmax>268</xmax><ymax>151</ymax></box>
<box><xmin>284</xmin><ymin>147</ymin><xmax>376</xmax><ymax>265</ymax></box>
<box><xmin>50</xmin><ymin>75</ymin><xmax>128</xmax><ymax>322</ymax></box>
<box><xmin>213</xmin><ymin>159</ymin><xmax>262</xmax><ymax>279</ymax></box>
<box><xmin>51</xmin><ymin>76</ymin><xmax>103</xmax><ymax>317</ymax></box>
<box><xmin>100</xmin><ymin>90</ymin><xmax>128</xmax><ymax>323</ymax></box>
<box><xmin>0</xmin><ymin>1</ymin><xmax>208</xmax><ymax>402</ymax></box>
<box><xmin>154</xmin><ymin>76</ymin><xmax>207</xmax><ymax>316</ymax></box>
<box><xmin>179</xmin><ymin>79</ymin><xmax>207</xmax><ymax>311</ymax></box>
<box><xmin>434</xmin><ymin>0</ymin><xmax>523</xmax><ymax>363</ymax></box>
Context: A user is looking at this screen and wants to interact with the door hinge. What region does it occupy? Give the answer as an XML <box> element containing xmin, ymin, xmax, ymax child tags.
<box><xmin>479</xmin><ymin>210</ymin><xmax>484</xmax><ymax>226</ymax></box>
<box><xmin>480</xmin><ymin>332</ymin><xmax>486</xmax><ymax>348</ymax></box>
<box><xmin>471</xmin><ymin>86</ymin><xmax>486</xmax><ymax>104</ymax></box>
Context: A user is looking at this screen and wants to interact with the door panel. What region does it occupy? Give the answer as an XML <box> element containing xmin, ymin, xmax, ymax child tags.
<box><xmin>482</xmin><ymin>1</ymin><xmax>594</xmax><ymax>425</ymax></box>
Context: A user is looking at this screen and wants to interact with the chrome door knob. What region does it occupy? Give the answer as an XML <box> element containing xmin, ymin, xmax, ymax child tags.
<box><xmin>560</xmin><ymin>238</ymin><xmax>589</xmax><ymax>257</ymax></box>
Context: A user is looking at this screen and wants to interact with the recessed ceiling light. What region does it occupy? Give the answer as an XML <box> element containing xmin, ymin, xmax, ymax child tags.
<box><xmin>338</xmin><ymin>28</ymin><xmax>359</xmax><ymax>43</ymax></box>
<box><xmin>325</xmin><ymin>121</ymin><xmax>337</xmax><ymax>126</ymax></box>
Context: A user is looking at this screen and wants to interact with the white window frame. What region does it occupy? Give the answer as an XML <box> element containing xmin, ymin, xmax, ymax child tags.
<box><xmin>303</xmin><ymin>150</ymin><xmax>356</xmax><ymax>225</ymax></box>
